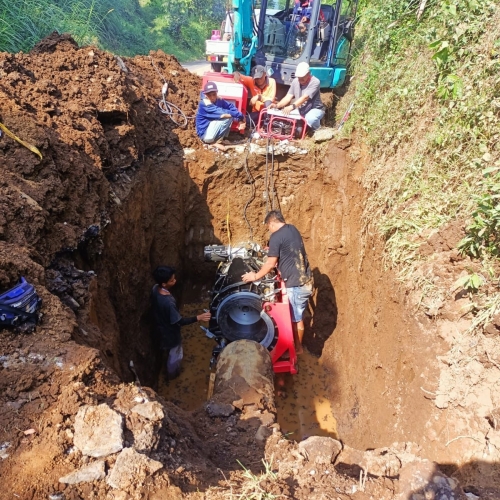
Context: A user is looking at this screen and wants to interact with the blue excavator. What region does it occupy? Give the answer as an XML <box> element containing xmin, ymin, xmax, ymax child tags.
<box><xmin>205</xmin><ymin>0</ymin><xmax>358</xmax><ymax>89</ymax></box>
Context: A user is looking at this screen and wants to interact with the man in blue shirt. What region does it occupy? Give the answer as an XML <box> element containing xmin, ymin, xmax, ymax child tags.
<box><xmin>196</xmin><ymin>81</ymin><xmax>245</xmax><ymax>151</ymax></box>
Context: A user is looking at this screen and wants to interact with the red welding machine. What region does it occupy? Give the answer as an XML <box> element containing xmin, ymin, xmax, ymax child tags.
<box><xmin>204</xmin><ymin>244</ymin><xmax>298</xmax><ymax>374</ymax></box>
<box><xmin>201</xmin><ymin>72</ymin><xmax>248</xmax><ymax>133</ymax></box>
<box><xmin>257</xmin><ymin>108</ymin><xmax>307</xmax><ymax>141</ymax></box>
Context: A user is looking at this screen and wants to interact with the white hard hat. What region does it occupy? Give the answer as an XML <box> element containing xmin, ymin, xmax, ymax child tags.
<box><xmin>295</xmin><ymin>62</ymin><xmax>310</xmax><ymax>78</ymax></box>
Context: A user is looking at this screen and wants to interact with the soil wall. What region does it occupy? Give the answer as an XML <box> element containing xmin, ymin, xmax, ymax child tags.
<box><xmin>1</xmin><ymin>32</ymin><xmax>487</xmax><ymax>498</ymax></box>
<box><xmin>87</xmin><ymin>151</ymin><xmax>222</xmax><ymax>386</ymax></box>
<box><xmin>93</xmin><ymin>133</ymin><xmax>444</xmax><ymax>458</ymax></box>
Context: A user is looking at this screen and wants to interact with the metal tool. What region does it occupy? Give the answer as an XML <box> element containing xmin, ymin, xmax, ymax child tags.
<box><xmin>337</xmin><ymin>101</ymin><xmax>354</xmax><ymax>131</ymax></box>
<box><xmin>129</xmin><ymin>360</ymin><xmax>148</xmax><ymax>401</ymax></box>
<box><xmin>200</xmin><ymin>326</ymin><xmax>216</xmax><ymax>339</ymax></box>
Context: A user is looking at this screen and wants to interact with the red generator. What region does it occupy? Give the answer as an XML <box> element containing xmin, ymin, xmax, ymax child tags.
<box><xmin>257</xmin><ymin>108</ymin><xmax>307</xmax><ymax>140</ymax></box>
<box><xmin>204</xmin><ymin>244</ymin><xmax>298</xmax><ymax>374</ymax></box>
<box><xmin>201</xmin><ymin>72</ymin><xmax>248</xmax><ymax>133</ymax></box>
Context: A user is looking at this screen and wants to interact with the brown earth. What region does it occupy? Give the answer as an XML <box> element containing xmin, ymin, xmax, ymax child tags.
<box><xmin>0</xmin><ymin>33</ymin><xmax>497</xmax><ymax>499</ymax></box>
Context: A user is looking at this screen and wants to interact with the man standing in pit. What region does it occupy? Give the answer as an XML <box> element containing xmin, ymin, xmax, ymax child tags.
<box><xmin>241</xmin><ymin>210</ymin><xmax>313</xmax><ymax>353</ymax></box>
<box><xmin>270</xmin><ymin>61</ymin><xmax>325</xmax><ymax>132</ymax></box>
<box><xmin>151</xmin><ymin>266</ymin><xmax>211</xmax><ymax>379</ymax></box>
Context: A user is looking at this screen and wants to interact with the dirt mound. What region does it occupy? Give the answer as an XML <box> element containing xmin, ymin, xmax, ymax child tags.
<box><xmin>0</xmin><ymin>33</ymin><xmax>206</xmax><ymax>498</ymax></box>
<box><xmin>0</xmin><ymin>32</ymin><xmax>484</xmax><ymax>499</ymax></box>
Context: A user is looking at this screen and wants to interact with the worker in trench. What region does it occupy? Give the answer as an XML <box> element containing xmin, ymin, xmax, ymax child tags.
<box><xmin>195</xmin><ymin>81</ymin><xmax>246</xmax><ymax>152</ymax></box>
<box><xmin>151</xmin><ymin>266</ymin><xmax>211</xmax><ymax>380</ymax></box>
<box><xmin>241</xmin><ymin>210</ymin><xmax>313</xmax><ymax>354</ymax></box>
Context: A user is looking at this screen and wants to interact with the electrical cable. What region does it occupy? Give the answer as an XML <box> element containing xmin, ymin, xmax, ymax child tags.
<box><xmin>150</xmin><ymin>56</ymin><xmax>167</xmax><ymax>83</ymax></box>
<box><xmin>270</xmin><ymin>139</ymin><xmax>275</xmax><ymax>209</ymax></box>
<box><xmin>264</xmin><ymin>137</ymin><xmax>270</xmax><ymax>215</ymax></box>
<box><xmin>226</xmin><ymin>198</ymin><xmax>232</xmax><ymax>246</ymax></box>
<box><xmin>158</xmin><ymin>95</ymin><xmax>189</xmax><ymax>127</ymax></box>
<box><xmin>242</xmin><ymin>142</ymin><xmax>255</xmax><ymax>241</ymax></box>
<box><xmin>239</xmin><ymin>117</ymin><xmax>257</xmax><ymax>241</ymax></box>
<box><xmin>150</xmin><ymin>56</ymin><xmax>195</xmax><ymax>126</ymax></box>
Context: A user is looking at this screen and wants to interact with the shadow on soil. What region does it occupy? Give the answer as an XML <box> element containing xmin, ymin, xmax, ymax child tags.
<box><xmin>306</xmin><ymin>267</ymin><xmax>338</xmax><ymax>357</ymax></box>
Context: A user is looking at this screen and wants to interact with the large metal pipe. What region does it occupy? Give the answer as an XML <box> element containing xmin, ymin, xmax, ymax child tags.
<box><xmin>213</xmin><ymin>340</ymin><xmax>276</xmax><ymax>413</ymax></box>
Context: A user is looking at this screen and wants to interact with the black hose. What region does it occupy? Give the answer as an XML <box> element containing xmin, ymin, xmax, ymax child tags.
<box><xmin>264</xmin><ymin>137</ymin><xmax>270</xmax><ymax>215</ymax></box>
<box><xmin>270</xmin><ymin>140</ymin><xmax>275</xmax><ymax>209</ymax></box>
<box><xmin>241</xmin><ymin>132</ymin><xmax>255</xmax><ymax>241</ymax></box>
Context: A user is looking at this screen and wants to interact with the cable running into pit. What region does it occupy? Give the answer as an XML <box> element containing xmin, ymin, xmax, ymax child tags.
<box><xmin>264</xmin><ymin>137</ymin><xmax>270</xmax><ymax>215</ymax></box>
<box><xmin>150</xmin><ymin>56</ymin><xmax>195</xmax><ymax>127</ymax></box>
<box><xmin>152</xmin><ymin>62</ymin><xmax>259</xmax><ymax>239</ymax></box>
<box><xmin>240</xmin><ymin>127</ymin><xmax>256</xmax><ymax>241</ymax></box>
<box><xmin>270</xmin><ymin>140</ymin><xmax>275</xmax><ymax>210</ymax></box>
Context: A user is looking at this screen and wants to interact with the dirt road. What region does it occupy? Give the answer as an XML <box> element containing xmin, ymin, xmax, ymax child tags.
<box><xmin>181</xmin><ymin>60</ymin><xmax>211</xmax><ymax>76</ymax></box>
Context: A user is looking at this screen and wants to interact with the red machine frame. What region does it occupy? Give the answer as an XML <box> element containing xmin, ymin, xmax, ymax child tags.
<box><xmin>201</xmin><ymin>72</ymin><xmax>248</xmax><ymax>134</ymax></box>
<box><xmin>257</xmin><ymin>108</ymin><xmax>307</xmax><ymax>141</ymax></box>
<box><xmin>264</xmin><ymin>278</ymin><xmax>298</xmax><ymax>374</ymax></box>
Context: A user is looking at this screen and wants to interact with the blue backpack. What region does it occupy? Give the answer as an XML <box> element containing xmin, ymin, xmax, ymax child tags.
<box><xmin>0</xmin><ymin>277</ymin><xmax>42</xmax><ymax>329</ymax></box>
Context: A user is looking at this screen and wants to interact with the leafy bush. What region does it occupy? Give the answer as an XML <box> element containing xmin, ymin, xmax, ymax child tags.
<box><xmin>459</xmin><ymin>169</ymin><xmax>500</xmax><ymax>259</ymax></box>
<box><xmin>340</xmin><ymin>0</ymin><xmax>500</xmax><ymax>272</ymax></box>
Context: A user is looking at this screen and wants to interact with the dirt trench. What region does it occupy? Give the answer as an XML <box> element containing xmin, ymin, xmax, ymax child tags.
<box><xmin>0</xmin><ymin>33</ymin><xmax>490</xmax><ymax>499</ymax></box>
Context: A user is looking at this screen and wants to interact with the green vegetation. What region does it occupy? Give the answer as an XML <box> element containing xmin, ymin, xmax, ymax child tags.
<box><xmin>340</xmin><ymin>0</ymin><xmax>500</xmax><ymax>275</ymax></box>
<box><xmin>458</xmin><ymin>169</ymin><xmax>500</xmax><ymax>259</ymax></box>
<box><xmin>235</xmin><ymin>457</ymin><xmax>280</xmax><ymax>500</ymax></box>
<box><xmin>0</xmin><ymin>0</ymin><xmax>224</xmax><ymax>59</ymax></box>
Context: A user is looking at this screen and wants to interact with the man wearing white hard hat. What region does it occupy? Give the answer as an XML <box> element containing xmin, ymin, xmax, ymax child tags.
<box><xmin>270</xmin><ymin>62</ymin><xmax>325</xmax><ymax>131</ymax></box>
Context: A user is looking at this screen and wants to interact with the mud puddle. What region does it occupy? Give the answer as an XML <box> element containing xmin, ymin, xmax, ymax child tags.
<box><xmin>275</xmin><ymin>352</ymin><xmax>338</xmax><ymax>441</ymax></box>
<box><xmin>158</xmin><ymin>306</ymin><xmax>337</xmax><ymax>441</ymax></box>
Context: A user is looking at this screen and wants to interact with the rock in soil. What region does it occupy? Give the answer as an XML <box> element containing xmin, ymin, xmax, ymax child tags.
<box><xmin>205</xmin><ymin>402</ymin><xmax>235</xmax><ymax>417</ymax></box>
<box><xmin>396</xmin><ymin>460</ymin><xmax>467</xmax><ymax>499</ymax></box>
<box><xmin>313</xmin><ymin>128</ymin><xmax>337</xmax><ymax>142</ymax></box>
<box><xmin>74</xmin><ymin>404</ymin><xmax>124</xmax><ymax>457</ymax></box>
<box><xmin>106</xmin><ymin>448</ymin><xmax>163</xmax><ymax>490</ymax></box>
<box><xmin>299</xmin><ymin>436</ymin><xmax>342</xmax><ymax>464</ymax></box>
<box><xmin>59</xmin><ymin>460</ymin><xmax>106</xmax><ymax>484</ymax></box>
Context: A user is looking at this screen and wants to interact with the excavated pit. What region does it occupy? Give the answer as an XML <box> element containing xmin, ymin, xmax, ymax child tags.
<box><xmin>86</xmin><ymin>147</ymin><xmax>346</xmax><ymax>440</ymax></box>
<box><xmin>2</xmin><ymin>33</ymin><xmax>494</xmax><ymax>498</ymax></box>
<box><xmin>86</xmin><ymin>138</ymin><xmax>434</xmax><ymax>452</ymax></box>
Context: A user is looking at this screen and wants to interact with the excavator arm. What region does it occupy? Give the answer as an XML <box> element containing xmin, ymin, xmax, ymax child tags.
<box><xmin>227</xmin><ymin>0</ymin><xmax>258</xmax><ymax>75</ymax></box>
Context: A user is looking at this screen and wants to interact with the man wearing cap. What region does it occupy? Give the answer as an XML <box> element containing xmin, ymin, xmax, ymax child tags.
<box><xmin>233</xmin><ymin>66</ymin><xmax>276</xmax><ymax>124</ymax></box>
<box><xmin>196</xmin><ymin>81</ymin><xmax>246</xmax><ymax>151</ymax></box>
<box><xmin>270</xmin><ymin>62</ymin><xmax>325</xmax><ymax>131</ymax></box>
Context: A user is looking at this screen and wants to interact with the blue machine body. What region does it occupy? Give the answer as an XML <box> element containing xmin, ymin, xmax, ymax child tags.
<box><xmin>227</xmin><ymin>0</ymin><xmax>358</xmax><ymax>89</ymax></box>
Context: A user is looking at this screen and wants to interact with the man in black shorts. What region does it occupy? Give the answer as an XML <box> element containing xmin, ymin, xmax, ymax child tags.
<box><xmin>151</xmin><ymin>266</ymin><xmax>211</xmax><ymax>379</ymax></box>
<box><xmin>241</xmin><ymin>210</ymin><xmax>313</xmax><ymax>353</ymax></box>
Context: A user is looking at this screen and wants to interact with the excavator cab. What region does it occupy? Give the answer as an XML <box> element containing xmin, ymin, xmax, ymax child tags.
<box><xmin>254</xmin><ymin>0</ymin><xmax>358</xmax><ymax>88</ymax></box>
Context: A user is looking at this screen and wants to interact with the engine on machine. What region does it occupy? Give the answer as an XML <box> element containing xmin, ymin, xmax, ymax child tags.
<box><xmin>203</xmin><ymin>243</ymin><xmax>298</xmax><ymax>374</ymax></box>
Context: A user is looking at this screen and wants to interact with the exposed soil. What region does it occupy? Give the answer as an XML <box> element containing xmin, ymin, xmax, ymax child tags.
<box><xmin>1</xmin><ymin>33</ymin><xmax>499</xmax><ymax>499</ymax></box>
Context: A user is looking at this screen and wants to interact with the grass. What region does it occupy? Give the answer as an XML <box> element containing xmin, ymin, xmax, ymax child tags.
<box><xmin>0</xmin><ymin>0</ymin><xmax>222</xmax><ymax>60</ymax></box>
<box><xmin>339</xmin><ymin>1</ymin><xmax>500</xmax><ymax>264</ymax></box>
<box><xmin>232</xmin><ymin>457</ymin><xmax>281</xmax><ymax>500</ymax></box>
<box><xmin>334</xmin><ymin>0</ymin><xmax>500</xmax><ymax>328</ymax></box>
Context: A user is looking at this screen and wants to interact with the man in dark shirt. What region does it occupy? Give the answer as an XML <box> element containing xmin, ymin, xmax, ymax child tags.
<box><xmin>241</xmin><ymin>210</ymin><xmax>313</xmax><ymax>353</ymax></box>
<box><xmin>151</xmin><ymin>266</ymin><xmax>211</xmax><ymax>379</ymax></box>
